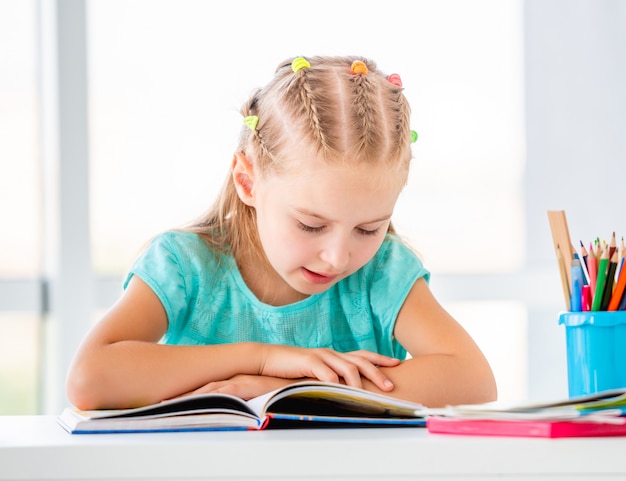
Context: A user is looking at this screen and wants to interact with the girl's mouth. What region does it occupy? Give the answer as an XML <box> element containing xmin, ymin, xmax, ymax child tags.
<box><xmin>301</xmin><ymin>267</ymin><xmax>338</xmax><ymax>285</ymax></box>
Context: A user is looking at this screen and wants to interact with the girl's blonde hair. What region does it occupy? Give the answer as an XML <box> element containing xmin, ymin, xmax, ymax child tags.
<box><xmin>185</xmin><ymin>55</ymin><xmax>414</xmax><ymax>260</ymax></box>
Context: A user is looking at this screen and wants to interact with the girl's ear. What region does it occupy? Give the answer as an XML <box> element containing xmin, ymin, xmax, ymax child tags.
<box><xmin>232</xmin><ymin>152</ymin><xmax>256</xmax><ymax>206</ymax></box>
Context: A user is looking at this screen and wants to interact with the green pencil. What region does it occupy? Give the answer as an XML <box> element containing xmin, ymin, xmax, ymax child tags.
<box><xmin>592</xmin><ymin>248</ymin><xmax>610</xmax><ymax>311</ymax></box>
<box><xmin>600</xmin><ymin>251</ymin><xmax>619</xmax><ymax>310</ymax></box>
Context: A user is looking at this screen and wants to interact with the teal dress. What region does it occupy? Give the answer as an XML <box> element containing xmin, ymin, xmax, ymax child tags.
<box><xmin>125</xmin><ymin>231</ymin><xmax>429</xmax><ymax>359</ymax></box>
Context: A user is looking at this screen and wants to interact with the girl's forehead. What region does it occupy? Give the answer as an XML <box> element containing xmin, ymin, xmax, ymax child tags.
<box><xmin>261</xmin><ymin>159</ymin><xmax>406</xmax><ymax>216</ymax></box>
<box><xmin>267</xmin><ymin>155</ymin><xmax>407</xmax><ymax>189</ymax></box>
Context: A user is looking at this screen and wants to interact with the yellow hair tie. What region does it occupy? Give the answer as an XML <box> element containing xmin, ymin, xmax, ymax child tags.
<box><xmin>351</xmin><ymin>60</ymin><xmax>368</xmax><ymax>75</ymax></box>
<box><xmin>243</xmin><ymin>115</ymin><xmax>259</xmax><ymax>131</ymax></box>
<box><xmin>291</xmin><ymin>57</ymin><xmax>310</xmax><ymax>73</ymax></box>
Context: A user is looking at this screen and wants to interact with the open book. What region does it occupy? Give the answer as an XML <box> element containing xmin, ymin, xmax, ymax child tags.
<box><xmin>58</xmin><ymin>381</ymin><xmax>427</xmax><ymax>434</ymax></box>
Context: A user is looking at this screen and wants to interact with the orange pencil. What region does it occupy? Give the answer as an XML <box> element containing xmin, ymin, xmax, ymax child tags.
<box><xmin>608</xmin><ymin>255</ymin><xmax>626</xmax><ymax>310</ymax></box>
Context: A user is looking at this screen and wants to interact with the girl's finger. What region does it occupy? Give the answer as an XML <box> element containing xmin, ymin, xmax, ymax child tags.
<box><xmin>314</xmin><ymin>351</ymin><xmax>367</xmax><ymax>389</ymax></box>
<box><xmin>338</xmin><ymin>352</ymin><xmax>395</xmax><ymax>391</ymax></box>
<box><xmin>349</xmin><ymin>350</ymin><xmax>401</xmax><ymax>367</ymax></box>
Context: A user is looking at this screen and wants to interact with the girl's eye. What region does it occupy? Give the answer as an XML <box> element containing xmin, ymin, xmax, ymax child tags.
<box><xmin>357</xmin><ymin>227</ymin><xmax>381</xmax><ymax>236</ymax></box>
<box><xmin>298</xmin><ymin>222</ymin><xmax>325</xmax><ymax>233</ymax></box>
<box><xmin>297</xmin><ymin>222</ymin><xmax>381</xmax><ymax>236</ymax></box>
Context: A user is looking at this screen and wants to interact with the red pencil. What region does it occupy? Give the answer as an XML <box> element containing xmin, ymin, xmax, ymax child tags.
<box><xmin>587</xmin><ymin>244</ymin><xmax>598</xmax><ymax>298</ymax></box>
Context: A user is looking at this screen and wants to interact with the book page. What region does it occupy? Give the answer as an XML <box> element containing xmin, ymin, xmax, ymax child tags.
<box><xmin>248</xmin><ymin>381</ymin><xmax>425</xmax><ymax>418</ymax></box>
<box><xmin>68</xmin><ymin>392</ymin><xmax>259</xmax><ymax>421</ymax></box>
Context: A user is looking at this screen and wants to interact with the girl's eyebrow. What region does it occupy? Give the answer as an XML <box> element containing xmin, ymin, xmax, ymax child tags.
<box><xmin>294</xmin><ymin>208</ymin><xmax>392</xmax><ymax>225</ymax></box>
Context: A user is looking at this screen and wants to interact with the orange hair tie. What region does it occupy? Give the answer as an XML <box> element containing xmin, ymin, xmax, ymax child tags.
<box><xmin>350</xmin><ymin>60</ymin><xmax>368</xmax><ymax>75</ymax></box>
<box><xmin>387</xmin><ymin>73</ymin><xmax>402</xmax><ymax>87</ymax></box>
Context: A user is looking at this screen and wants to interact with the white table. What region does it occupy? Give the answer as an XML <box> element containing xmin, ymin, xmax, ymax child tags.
<box><xmin>1</xmin><ymin>416</ymin><xmax>625</xmax><ymax>480</ymax></box>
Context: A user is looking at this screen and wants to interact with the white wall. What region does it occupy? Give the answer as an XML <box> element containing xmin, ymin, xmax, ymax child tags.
<box><xmin>523</xmin><ymin>0</ymin><xmax>626</xmax><ymax>399</ymax></box>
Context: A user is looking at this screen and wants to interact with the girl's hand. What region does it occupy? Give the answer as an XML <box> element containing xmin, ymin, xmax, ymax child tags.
<box><xmin>258</xmin><ymin>345</ymin><xmax>400</xmax><ymax>392</ymax></box>
<box><xmin>176</xmin><ymin>375</ymin><xmax>295</xmax><ymax>400</ymax></box>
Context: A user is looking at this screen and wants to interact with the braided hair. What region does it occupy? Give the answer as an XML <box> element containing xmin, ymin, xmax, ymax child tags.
<box><xmin>186</xmin><ymin>56</ymin><xmax>415</xmax><ymax>259</ymax></box>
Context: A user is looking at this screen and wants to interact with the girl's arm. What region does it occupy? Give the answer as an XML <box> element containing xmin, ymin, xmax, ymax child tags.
<box><xmin>66</xmin><ymin>276</ymin><xmax>398</xmax><ymax>410</ymax></box>
<box><xmin>360</xmin><ymin>277</ymin><xmax>498</xmax><ymax>407</ymax></box>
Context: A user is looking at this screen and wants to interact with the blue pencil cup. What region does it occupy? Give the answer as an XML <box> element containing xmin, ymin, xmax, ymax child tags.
<box><xmin>559</xmin><ymin>311</ymin><xmax>626</xmax><ymax>397</ymax></box>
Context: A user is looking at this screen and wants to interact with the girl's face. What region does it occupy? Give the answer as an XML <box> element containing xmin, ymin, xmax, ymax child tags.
<box><xmin>248</xmin><ymin>156</ymin><xmax>405</xmax><ymax>301</ymax></box>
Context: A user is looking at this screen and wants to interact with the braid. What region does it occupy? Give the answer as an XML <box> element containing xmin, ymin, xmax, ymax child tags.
<box><xmin>239</xmin><ymin>90</ymin><xmax>275</xmax><ymax>166</ymax></box>
<box><xmin>238</xmin><ymin>56</ymin><xmax>414</xmax><ymax>170</ymax></box>
<box><xmin>389</xmin><ymin>84</ymin><xmax>412</xmax><ymax>159</ymax></box>
<box><xmin>291</xmin><ymin>67</ymin><xmax>331</xmax><ymax>155</ymax></box>
<box><xmin>350</xmin><ymin>67</ymin><xmax>382</xmax><ymax>159</ymax></box>
<box><xmin>185</xmin><ymin>55</ymin><xmax>416</xmax><ymax>264</ymax></box>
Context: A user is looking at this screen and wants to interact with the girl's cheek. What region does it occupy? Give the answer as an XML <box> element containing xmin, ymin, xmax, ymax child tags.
<box><xmin>356</xmin><ymin>239</ymin><xmax>385</xmax><ymax>267</ymax></box>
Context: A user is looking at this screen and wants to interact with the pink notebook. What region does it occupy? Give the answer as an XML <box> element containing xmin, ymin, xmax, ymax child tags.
<box><xmin>427</xmin><ymin>416</ymin><xmax>626</xmax><ymax>438</ymax></box>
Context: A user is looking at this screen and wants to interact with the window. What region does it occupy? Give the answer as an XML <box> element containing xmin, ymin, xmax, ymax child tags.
<box><xmin>0</xmin><ymin>0</ymin><xmax>42</xmax><ymax>414</ymax></box>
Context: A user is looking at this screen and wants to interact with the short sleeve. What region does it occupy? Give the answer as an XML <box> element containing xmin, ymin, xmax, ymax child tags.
<box><xmin>123</xmin><ymin>233</ymin><xmax>190</xmax><ymax>334</ymax></box>
<box><xmin>366</xmin><ymin>236</ymin><xmax>430</xmax><ymax>352</ymax></box>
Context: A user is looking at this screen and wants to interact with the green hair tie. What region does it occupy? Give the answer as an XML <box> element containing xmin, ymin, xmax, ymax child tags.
<box><xmin>243</xmin><ymin>115</ymin><xmax>259</xmax><ymax>131</ymax></box>
<box><xmin>411</xmin><ymin>130</ymin><xmax>418</xmax><ymax>143</ymax></box>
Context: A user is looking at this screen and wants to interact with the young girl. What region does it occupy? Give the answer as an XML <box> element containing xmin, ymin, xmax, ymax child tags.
<box><xmin>66</xmin><ymin>55</ymin><xmax>497</xmax><ymax>410</ymax></box>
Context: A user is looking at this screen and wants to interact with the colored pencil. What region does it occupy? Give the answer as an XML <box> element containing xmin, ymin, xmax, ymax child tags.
<box><xmin>600</xmin><ymin>250</ymin><xmax>619</xmax><ymax>310</ymax></box>
<box><xmin>608</xmin><ymin>231</ymin><xmax>617</xmax><ymax>260</ymax></box>
<box><xmin>615</xmin><ymin>237</ymin><xmax>624</xmax><ymax>282</ymax></box>
<box><xmin>591</xmin><ymin>248</ymin><xmax>609</xmax><ymax>311</ymax></box>
<box><xmin>587</xmin><ymin>244</ymin><xmax>598</xmax><ymax>298</ymax></box>
<box><xmin>578</xmin><ymin>241</ymin><xmax>590</xmax><ymax>284</ymax></box>
<box><xmin>545</xmin><ymin>212</ymin><xmax>626</xmax><ymax>312</ymax></box>
<box><xmin>619</xmin><ymin>289</ymin><xmax>626</xmax><ymax>310</ymax></box>
<box><xmin>570</xmin><ymin>258</ymin><xmax>584</xmax><ymax>312</ymax></box>
<box><xmin>573</xmin><ymin>251</ymin><xmax>589</xmax><ymax>286</ymax></box>
<box><xmin>608</xmin><ymin>263</ymin><xmax>626</xmax><ymax>311</ymax></box>
<box><xmin>581</xmin><ymin>285</ymin><xmax>592</xmax><ymax>311</ymax></box>
<box><xmin>580</xmin><ymin>240</ymin><xmax>589</xmax><ymax>267</ymax></box>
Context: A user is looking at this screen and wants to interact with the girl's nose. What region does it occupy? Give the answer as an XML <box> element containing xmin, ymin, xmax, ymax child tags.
<box><xmin>319</xmin><ymin>235</ymin><xmax>350</xmax><ymax>272</ymax></box>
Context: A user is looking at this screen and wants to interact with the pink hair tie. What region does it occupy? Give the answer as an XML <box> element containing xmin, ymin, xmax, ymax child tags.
<box><xmin>291</xmin><ymin>57</ymin><xmax>311</xmax><ymax>73</ymax></box>
<box><xmin>351</xmin><ymin>60</ymin><xmax>368</xmax><ymax>75</ymax></box>
<box><xmin>387</xmin><ymin>73</ymin><xmax>402</xmax><ymax>87</ymax></box>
